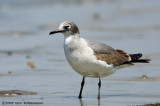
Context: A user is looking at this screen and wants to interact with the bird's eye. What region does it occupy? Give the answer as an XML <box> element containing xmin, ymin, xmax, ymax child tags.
<box><xmin>64</xmin><ymin>26</ymin><xmax>71</xmax><ymax>30</ymax></box>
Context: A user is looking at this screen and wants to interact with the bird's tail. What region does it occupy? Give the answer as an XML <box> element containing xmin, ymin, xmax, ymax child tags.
<box><xmin>117</xmin><ymin>53</ymin><xmax>150</xmax><ymax>69</ymax></box>
<box><xmin>129</xmin><ymin>53</ymin><xmax>151</xmax><ymax>63</ymax></box>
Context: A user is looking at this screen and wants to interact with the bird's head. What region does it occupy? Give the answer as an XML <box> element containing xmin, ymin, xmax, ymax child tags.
<box><xmin>49</xmin><ymin>21</ymin><xmax>79</xmax><ymax>36</ymax></box>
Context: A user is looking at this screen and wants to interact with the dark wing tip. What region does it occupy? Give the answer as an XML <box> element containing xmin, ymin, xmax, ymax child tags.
<box><xmin>129</xmin><ymin>53</ymin><xmax>143</xmax><ymax>61</ymax></box>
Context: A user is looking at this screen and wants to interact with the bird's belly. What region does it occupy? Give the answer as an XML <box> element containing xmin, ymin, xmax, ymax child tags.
<box><xmin>72</xmin><ymin>62</ymin><xmax>115</xmax><ymax>78</ymax></box>
<box><xmin>65</xmin><ymin>51</ymin><xmax>115</xmax><ymax>78</ymax></box>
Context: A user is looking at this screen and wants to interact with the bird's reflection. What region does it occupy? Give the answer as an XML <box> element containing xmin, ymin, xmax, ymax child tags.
<box><xmin>79</xmin><ymin>99</ymin><xmax>84</xmax><ymax>106</ymax></box>
<box><xmin>79</xmin><ymin>99</ymin><xmax>100</xmax><ymax>106</ymax></box>
<box><xmin>98</xmin><ymin>99</ymin><xmax>100</xmax><ymax>106</ymax></box>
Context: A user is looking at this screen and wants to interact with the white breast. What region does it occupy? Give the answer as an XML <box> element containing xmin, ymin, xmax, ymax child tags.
<box><xmin>64</xmin><ymin>36</ymin><xmax>115</xmax><ymax>78</ymax></box>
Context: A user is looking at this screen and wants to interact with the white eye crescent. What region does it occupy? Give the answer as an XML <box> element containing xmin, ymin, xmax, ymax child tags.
<box><xmin>64</xmin><ymin>25</ymin><xmax>71</xmax><ymax>30</ymax></box>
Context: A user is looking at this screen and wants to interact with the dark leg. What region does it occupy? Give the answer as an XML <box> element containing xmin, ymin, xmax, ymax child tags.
<box><xmin>78</xmin><ymin>76</ymin><xmax>85</xmax><ymax>99</ymax></box>
<box><xmin>98</xmin><ymin>77</ymin><xmax>101</xmax><ymax>99</ymax></box>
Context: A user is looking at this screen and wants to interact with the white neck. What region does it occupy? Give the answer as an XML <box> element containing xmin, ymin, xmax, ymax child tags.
<box><xmin>64</xmin><ymin>33</ymin><xmax>81</xmax><ymax>51</ymax></box>
<box><xmin>64</xmin><ymin>33</ymin><xmax>80</xmax><ymax>40</ymax></box>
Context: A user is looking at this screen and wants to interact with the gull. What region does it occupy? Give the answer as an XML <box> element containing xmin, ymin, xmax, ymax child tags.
<box><xmin>49</xmin><ymin>21</ymin><xmax>150</xmax><ymax>99</ymax></box>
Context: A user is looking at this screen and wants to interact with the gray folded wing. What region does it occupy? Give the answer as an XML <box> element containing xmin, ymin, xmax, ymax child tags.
<box><xmin>86</xmin><ymin>39</ymin><xmax>114</xmax><ymax>54</ymax></box>
<box><xmin>86</xmin><ymin>39</ymin><xmax>131</xmax><ymax>66</ymax></box>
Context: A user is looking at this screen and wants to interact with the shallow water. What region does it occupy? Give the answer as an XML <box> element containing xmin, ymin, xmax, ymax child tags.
<box><xmin>0</xmin><ymin>0</ymin><xmax>160</xmax><ymax>105</ymax></box>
